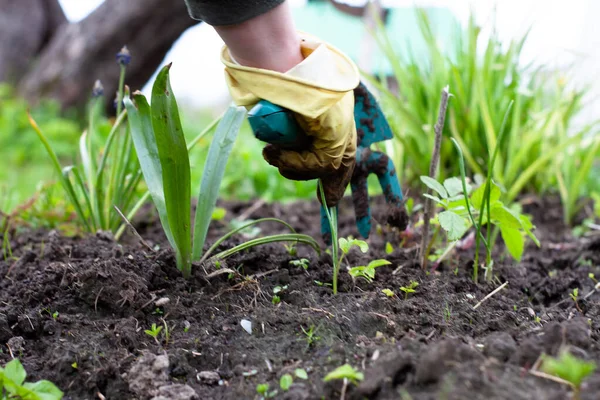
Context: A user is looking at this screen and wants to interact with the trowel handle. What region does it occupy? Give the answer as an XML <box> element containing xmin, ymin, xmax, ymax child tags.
<box><xmin>247</xmin><ymin>100</ymin><xmax>311</xmax><ymax>150</ymax></box>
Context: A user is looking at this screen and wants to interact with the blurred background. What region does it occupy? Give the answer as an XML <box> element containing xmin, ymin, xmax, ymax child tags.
<box><xmin>1</xmin><ymin>0</ymin><xmax>599</xmax><ymax>231</ymax></box>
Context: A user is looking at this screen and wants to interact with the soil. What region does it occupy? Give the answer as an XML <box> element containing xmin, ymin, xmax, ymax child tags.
<box><xmin>1</xmin><ymin>194</ymin><xmax>599</xmax><ymax>400</ymax></box>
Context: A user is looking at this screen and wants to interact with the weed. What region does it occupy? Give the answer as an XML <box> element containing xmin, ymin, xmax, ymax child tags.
<box><xmin>348</xmin><ymin>259</ymin><xmax>391</xmax><ymax>284</ymax></box>
<box><xmin>400</xmin><ymin>281</ymin><xmax>419</xmax><ymax>300</ymax></box>
<box><xmin>256</xmin><ymin>383</ymin><xmax>277</xmax><ymax>399</ymax></box>
<box><xmin>272</xmin><ymin>285</ymin><xmax>288</xmax><ymax>305</ymax></box>
<box><xmin>323</xmin><ymin>364</ymin><xmax>364</xmax><ymax>386</ymax></box>
<box><xmin>289</xmin><ymin>258</ymin><xmax>309</xmax><ymax>270</ymax></box>
<box><xmin>300</xmin><ymin>325</ymin><xmax>320</xmax><ymax>347</ymax></box>
<box><xmin>144</xmin><ymin>323</ymin><xmax>163</xmax><ymax>343</ymax></box>
<box><xmin>541</xmin><ymin>348</ymin><xmax>596</xmax><ymax>400</ymax></box>
<box><xmin>0</xmin><ymin>358</ymin><xmax>63</xmax><ymax>399</ymax></box>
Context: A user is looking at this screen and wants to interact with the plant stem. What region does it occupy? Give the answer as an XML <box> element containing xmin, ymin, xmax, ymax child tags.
<box><xmin>318</xmin><ymin>181</ymin><xmax>339</xmax><ymax>294</ymax></box>
<box><xmin>420</xmin><ymin>86</ymin><xmax>450</xmax><ymax>269</ymax></box>
<box><xmin>210</xmin><ymin>234</ymin><xmax>320</xmax><ymax>260</ymax></box>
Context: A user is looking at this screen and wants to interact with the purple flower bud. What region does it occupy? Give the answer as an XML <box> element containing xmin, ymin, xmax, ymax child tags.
<box><xmin>92</xmin><ymin>80</ymin><xmax>104</xmax><ymax>97</ymax></box>
<box><xmin>116</xmin><ymin>46</ymin><xmax>131</xmax><ymax>66</ymax></box>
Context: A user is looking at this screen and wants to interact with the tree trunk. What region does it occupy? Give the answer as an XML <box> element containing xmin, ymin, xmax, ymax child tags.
<box><xmin>0</xmin><ymin>0</ymin><xmax>66</xmax><ymax>83</ymax></box>
<box><xmin>17</xmin><ymin>0</ymin><xmax>200</xmax><ymax>114</ymax></box>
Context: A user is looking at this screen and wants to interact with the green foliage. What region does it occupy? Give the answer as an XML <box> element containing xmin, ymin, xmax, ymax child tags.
<box><xmin>541</xmin><ymin>349</ymin><xmax>596</xmax><ymax>398</ymax></box>
<box><xmin>294</xmin><ymin>369</ymin><xmax>308</xmax><ymax>380</ymax></box>
<box><xmin>348</xmin><ymin>259</ymin><xmax>391</xmax><ymax>283</ymax></box>
<box><xmin>0</xmin><ymin>358</ymin><xmax>63</xmax><ymax>399</ymax></box>
<box><xmin>28</xmin><ymin>61</ymin><xmax>142</xmax><ymax>235</ymax></box>
<box><xmin>289</xmin><ymin>258</ymin><xmax>309</xmax><ymax>270</ymax></box>
<box><xmin>279</xmin><ymin>374</ymin><xmax>293</xmax><ymax>391</ymax></box>
<box><xmin>399</xmin><ymin>281</ymin><xmax>419</xmax><ymax>299</ymax></box>
<box><xmin>382</xmin><ymin>288</ymin><xmax>395</xmax><ymax>297</ymax></box>
<box><xmin>323</xmin><ymin>364</ymin><xmax>364</xmax><ymax>385</ymax></box>
<box><xmin>144</xmin><ymin>323</ymin><xmax>163</xmax><ymax>339</ymax></box>
<box><xmin>366</xmin><ymin>8</ymin><xmax>598</xmax><ymax>220</ymax></box>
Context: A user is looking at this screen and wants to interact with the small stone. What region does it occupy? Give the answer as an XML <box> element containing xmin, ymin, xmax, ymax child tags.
<box><xmin>240</xmin><ymin>319</ymin><xmax>252</xmax><ymax>335</ymax></box>
<box><xmin>155</xmin><ymin>297</ymin><xmax>170</xmax><ymax>307</ymax></box>
<box><xmin>7</xmin><ymin>336</ymin><xmax>25</xmax><ymax>353</ymax></box>
<box><xmin>483</xmin><ymin>332</ymin><xmax>517</xmax><ymax>362</ymax></box>
<box><xmin>197</xmin><ymin>371</ymin><xmax>220</xmax><ymax>385</ymax></box>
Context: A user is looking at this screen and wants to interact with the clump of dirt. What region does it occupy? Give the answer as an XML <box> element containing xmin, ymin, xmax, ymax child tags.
<box><xmin>0</xmin><ymin>194</ymin><xmax>599</xmax><ymax>399</ymax></box>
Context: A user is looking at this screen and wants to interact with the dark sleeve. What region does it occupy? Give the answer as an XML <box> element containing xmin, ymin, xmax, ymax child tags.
<box><xmin>184</xmin><ymin>0</ymin><xmax>286</xmax><ymax>26</ymax></box>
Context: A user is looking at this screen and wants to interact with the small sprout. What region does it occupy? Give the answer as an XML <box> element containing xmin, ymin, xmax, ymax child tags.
<box><xmin>314</xmin><ymin>280</ymin><xmax>332</xmax><ymax>287</ymax></box>
<box><xmin>300</xmin><ymin>325</ymin><xmax>320</xmax><ymax>347</ymax></box>
<box><xmin>589</xmin><ymin>273</ymin><xmax>597</xmax><ymax>284</ymax></box>
<box><xmin>323</xmin><ymin>364</ymin><xmax>364</xmax><ymax>386</ymax></box>
<box><xmin>256</xmin><ymin>383</ymin><xmax>277</xmax><ymax>399</ymax></box>
<box><xmin>385</xmin><ymin>242</ymin><xmax>394</xmax><ymax>255</ymax></box>
<box><xmin>570</xmin><ymin>288</ymin><xmax>583</xmax><ymax>312</ymax></box>
<box><xmin>183</xmin><ymin>320</ymin><xmax>191</xmax><ymax>333</ymax></box>
<box><xmin>52</xmin><ymin>311</ymin><xmax>59</xmax><ymax>320</ymax></box>
<box><xmin>453</xmin><ymin>267</ymin><xmax>459</xmax><ymax>276</ymax></box>
<box><xmin>400</xmin><ymin>281</ymin><xmax>419</xmax><ymax>300</ymax></box>
<box><xmin>284</xmin><ymin>243</ymin><xmax>297</xmax><ymax>256</ymax></box>
<box><xmin>339</xmin><ymin>237</ymin><xmax>369</xmax><ymax>255</ymax></box>
<box><xmin>116</xmin><ymin>45</ymin><xmax>131</xmax><ymax>66</ymax></box>
<box><xmin>289</xmin><ymin>258</ymin><xmax>309</xmax><ymax>270</ymax></box>
<box><xmin>382</xmin><ymin>288</ymin><xmax>395</xmax><ymax>297</ymax></box>
<box><xmin>211</xmin><ymin>207</ymin><xmax>226</xmax><ymax>221</ymax></box>
<box><xmin>294</xmin><ymin>368</ymin><xmax>308</xmax><ymax>380</ymax></box>
<box><xmin>348</xmin><ymin>259</ymin><xmax>392</xmax><ymax>283</ymax></box>
<box><xmin>443</xmin><ymin>303</ymin><xmax>452</xmax><ymax>322</ymax></box>
<box><xmin>541</xmin><ymin>348</ymin><xmax>596</xmax><ymax>399</ymax></box>
<box><xmin>144</xmin><ymin>323</ymin><xmax>163</xmax><ymax>342</ymax></box>
<box><xmin>272</xmin><ymin>285</ymin><xmax>288</xmax><ymax>305</ymax></box>
<box><xmin>71</xmin><ymin>361</ymin><xmax>78</xmax><ymax>369</ymax></box>
<box><xmin>280</xmin><ymin>374</ymin><xmax>293</xmax><ymax>391</ymax></box>
<box><xmin>513</xmin><ymin>305</ymin><xmax>518</xmax><ymax>311</ymax></box>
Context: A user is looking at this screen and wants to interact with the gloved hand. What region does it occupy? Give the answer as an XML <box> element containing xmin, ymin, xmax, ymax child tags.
<box><xmin>220</xmin><ymin>32</ymin><xmax>360</xmax><ymax>207</ymax></box>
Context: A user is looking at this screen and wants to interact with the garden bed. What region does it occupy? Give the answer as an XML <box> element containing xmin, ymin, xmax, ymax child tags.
<box><xmin>1</xmin><ymin>195</ymin><xmax>599</xmax><ymax>399</ymax></box>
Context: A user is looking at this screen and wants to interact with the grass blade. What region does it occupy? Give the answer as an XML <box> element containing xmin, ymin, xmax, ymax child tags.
<box><xmin>192</xmin><ymin>105</ymin><xmax>247</xmax><ymax>260</ymax></box>
<box><xmin>151</xmin><ymin>64</ymin><xmax>192</xmax><ymax>277</ymax></box>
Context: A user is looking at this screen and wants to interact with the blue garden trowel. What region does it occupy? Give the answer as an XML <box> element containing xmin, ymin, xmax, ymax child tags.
<box><xmin>247</xmin><ymin>82</ymin><xmax>407</xmax><ymax>243</ymax></box>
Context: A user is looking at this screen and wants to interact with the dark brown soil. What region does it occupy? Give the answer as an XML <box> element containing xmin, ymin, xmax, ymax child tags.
<box><xmin>1</xmin><ymin>195</ymin><xmax>599</xmax><ymax>400</ymax></box>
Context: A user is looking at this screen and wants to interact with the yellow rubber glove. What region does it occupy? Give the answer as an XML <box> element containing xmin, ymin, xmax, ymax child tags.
<box><xmin>220</xmin><ymin>32</ymin><xmax>360</xmax><ymax>207</ymax></box>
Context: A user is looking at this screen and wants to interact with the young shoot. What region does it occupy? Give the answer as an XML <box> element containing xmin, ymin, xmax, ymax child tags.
<box><xmin>348</xmin><ymin>259</ymin><xmax>392</xmax><ymax>283</ymax></box>
<box><xmin>382</xmin><ymin>288</ymin><xmax>395</xmax><ymax>297</ymax></box>
<box><xmin>144</xmin><ymin>323</ymin><xmax>163</xmax><ymax>343</ymax></box>
<box><xmin>323</xmin><ymin>364</ymin><xmax>364</xmax><ymax>386</ymax></box>
<box><xmin>399</xmin><ymin>281</ymin><xmax>419</xmax><ymax>300</ymax></box>
<box><xmin>0</xmin><ymin>358</ymin><xmax>63</xmax><ymax>400</ymax></box>
<box><xmin>541</xmin><ymin>348</ymin><xmax>596</xmax><ymax>400</ymax></box>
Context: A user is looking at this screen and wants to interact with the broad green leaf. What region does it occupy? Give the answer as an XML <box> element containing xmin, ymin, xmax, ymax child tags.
<box><xmin>420</xmin><ymin>176</ymin><xmax>448</xmax><ymax>199</ymax></box>
<box><xmin>294</xmin><ymin>369</ymin><xmax>308</xmax><ymax>380</ymax></box>
<box><xmin>5</xmin><ymin>359</ymin><xmax>26</xmax><ymax>387</ymax></box>
<box><xmin>339</xmin><ymin>238</ymin><xmax>368</xmax><ymax>254</ymax></box>
<box><xmin>280</xmin><ymin>374</ymin><xmax>293</xmax><ymax>391</ymax></box>
<box><xmin>125</xmin><ymin>91</ymin><xmax>176</xmax><ymax>251</ymax></box>
<box><xmin>151</xmin><ymin>64</ymin><xmax>192</xmax><ymax>277</ymax></box>
<box><xmin>23</xmin><ymin>380</ymin><xmax>64</xmax><ymax>400</ymax></box>
<box><xmin>490</xmin><ymin>205</ymin><xmax>522</xmax><ymax>229</ymax></box>
<box><xmin>443</xmin><ymin>177</ymin><xmax>467</xmax><ymax>197</ymax></box>
<box><xmin>438</xmin><ymin>211</ymin><xmax>468</xmax><ymax>240</ymax></box>
<box><xmin>192</xmin><ymin>104</ymin><xmax>247</xmax><ymax>260</ymax></box>
<box><xmin>471</xmin><ymin>181</ymin><xmax>501</xmax><ymax>210</ymax></box>
<box><xmin>500</xmin><ymin>225</ymin><xmax>524</xmax><ymax>261</ymax></box>
<box><xmin>323</xmin><ymin>364</ymin><xmax>364</xmax><ymax>384</ymax></box>
<box><xmin>367</xmin><ymin>259</ymin><xmax>392</xmax><ymax>269</ymax></box>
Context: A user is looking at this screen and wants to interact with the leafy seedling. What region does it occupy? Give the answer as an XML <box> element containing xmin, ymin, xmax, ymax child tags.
<box><xmin>323</xmin><ymin>364</ymin><xmax>364</xmax><ymax>386</ymax></box>
<box><xmin>295</xmin><ymin>369</ymin><xmax>308</xmax><ymax>380</ymax></box>
<box><xmin>280</xmin><ymin>374</ymin><xmax>293</xmax><ymax>391</ymax></box>
<box><xmin>0</xmin><ymin>358</ymin><xmax>63</xmax><ymax>399</ymax></box>
<box><xmin>289</xmin><ymin>258</ymin><xmax>309</xmax><ymax>270</ymax></box>
<box><xmin>385</xmin><ymin>242</ymin><xmax>394</xmax><ymax>254</ymax></box>
<box><xmin>400</xmin><ymin>281</ymin><xmax>419</xmax><ymax>300</ymax></box>
<box><xmin>348</xmin><ymin>259</ymin><xmax>391</xmax><ymax>283</ymax></box>
<box><xmin>382</xmin><ymin>288</ymin><xmax>395</xmax><ymax>297</ymax></box>
<box><xmin>144</xmin><ymin>323</ymin><xmax>163</xmax><ymax>343</ymax></box>
<box><xmin>300</xmin><ymin>325</ymin><xmax>320</xmax><ymax>347</ymax></box>
<box><xmin>570</xmin><ymin>288</ymin><xmax>583</xmax><ymax>312</ymax></box>
<box><xmin>541</xmin><ymin>349</ymin><xmax>596</xmax><ymax>400</ymax></box>
<box><xmin>272</xmin><ymin>285</ymin><xmax>288</xmax><ymax>305</ymax></box>
<box><xmin>256</xmin><ymin>383</ymin><xmax>277</xmax><ymax>399</ymax></box>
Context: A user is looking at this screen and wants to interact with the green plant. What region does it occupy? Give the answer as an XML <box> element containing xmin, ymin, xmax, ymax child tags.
<box><xmin>366</xmin><ymin>8</ymin><xmax>598</xmax><ymax>221</ymax></box>
<box><xmin>272</xmin><ymin>285</ymin><xmax>288</xmax><ymax>305</ymax></box>
<box><xmin>126</xmin><ymin>65</ymin><xmax>319</xmax><ymax>278</ymax></box>
<box><xmin>570</xmin><ymin>288</ymin><xmax>582</xmax><ymax>312</ymax></box>
<box><xmin>385</xmin><ymin>242</ymin><xmax>394</xmax><ymax>255</ymax></box>
<box><xmin>0</xmin><ymin>358</ymin><xmax>63</xmax><ymax>399</ymax></box>
<box><xmin>541</xmin><ymin>348</ymin><xmax>596</xmax><ymax>400</ymax></box>
<box><xmin>144</xmin><ymin>323</ymin><xmax>163</xmax><ymax>342</ymax></box>
<box><xmin>280</xmin><ymin>374</ymin><xmax>293</xmax><ymax>391</ymax></box>
<box><xmin>399</xmin><ymin>281</ymin><xmax>419</xmax><ymax>299</ymax></box>
<box><xmin>256</xmin><ymin>383</ymin><xmax>277</xmax><ymax>399</ymax></box>
<box><xmin>300</xmin><ymin>325</ymin><xmax>320</xmax><ymax>347</ymax></box>
<box><xmin>289</xmin><ymin>258</ymin><xmax>309</xmax><ymax>270</ymax></box>
<box><xmin>348</xmin><ymin>259</ymin><xmax>391</xmax><ymax>283</ymax></box>
<box><xmin>28</xmin><ymin>48</ymin><xmax>144</xmax><ymax>235</ymax></box>
<box><xmin>382</xmin><ymin>289</ymin><xmax>395</xmax><ymax>297</ymax></box>
<box><xmin>294</xmin><ymin>369</ymin><xmax>308</xmax><ymax>380</ymax></box>
<box><xmin>323</xmin><ymin>364</ymin><xmax>364</xmax><ymax>386</ymax></box>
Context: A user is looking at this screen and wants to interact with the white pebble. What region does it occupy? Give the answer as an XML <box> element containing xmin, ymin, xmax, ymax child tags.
<box><xmin>240</xmin><ymin>319</ymin><xmax>252</xmax><ymax>335</ymax></box>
